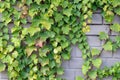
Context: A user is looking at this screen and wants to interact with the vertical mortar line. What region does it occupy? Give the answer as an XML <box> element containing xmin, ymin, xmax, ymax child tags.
<box><xmin>74</xmin><ymin>69</ymin><xmax>75</xmax><ymax>80</ymax></box>
<box><xmin>102</xmin><ymin>13</ymin><xmax>104</xmax><ymax>25</ymax></box>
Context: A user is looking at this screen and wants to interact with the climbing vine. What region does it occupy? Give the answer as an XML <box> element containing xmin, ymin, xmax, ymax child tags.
<box><xmin>0</xmin><ymin>0</ymin><xmax>120</xmax><ymax>80</ymax></box>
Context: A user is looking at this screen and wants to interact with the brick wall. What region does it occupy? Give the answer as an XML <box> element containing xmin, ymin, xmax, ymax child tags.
<box><xmin>61</xmin><ymin>11</ymin><xmax>120</xmax><ymax>80</ymax></box>
<box><xmin>0</xmin><ymin>10</ymin><xmax>120</xmax><ymax>80</ymax></box>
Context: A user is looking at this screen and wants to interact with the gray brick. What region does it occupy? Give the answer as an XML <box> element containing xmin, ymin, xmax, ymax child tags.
<box><xmin>113</xmin><ymin>49</ymin><xmax>120</xmax><ymax>58</ymax></box>
<box><xmin>86</xmin><ymin>25</ymin><xmax>109</xmax><ymax>35</ymax></box>
<box><xmin>113</xmin><ymin>15</ymin><xmax>120</xmax><ymax>24</ymax></box>
<box><xmin>71</xmin><ymin>45</ymin><xmax>82</xmax><ymax>58</ymax></box>
<box><xmin>8</xmin><ymin>24</ymin><xmax>14</xmax><ymax>27</ymax></box>
<box><xmin>103</xmin><ymin>15</ymin><xmax>120</xmax><ymax>24</ymax></box>
<box><xmin>94</xmin><ymin>9</ymin><xmax>101</xmax><ymax>13</ymax></box>
<box><xmin>91</xmin><ymin>47</ymin><xmax>112</xmax><ymax>58</ymax></box>
<box><xmin>71</xmin><ymin>45</ymin><xmax>77</xmax><ymax>58</ymax></box>
<box><xmin>101</xmin><ymin>58</ymin><xmax>120</xmax><ymax>68</ymax></box>
<box><xmin>0</xmin><ymin>71</ymin><xmax>8</xmax><ymax>79</ymax></box>
<box><xmin>101</xmin><ymin>36</ymin><xmax>116</xmax><ymax>46</ymax></box>
<box><xmin>62</xmin><ymin>60</ymin><xmax>70</xmax><ymax>69</ymax></box>
<box><xmin>87</xmin><ymin>36</ymin><xmax>101</xmax><ymax>47</ymax></box>
<box><xmin>75</xmin><ymin>69</ymin><xmax>84</xmax><ymax>78</ymax></box>
<box><xmin>101</xmin><ymin>50</ymin><xmax>112</xmax><ymax>58</ymax></box>
<box><xmin>103</xmin><ymin>19</ymin><xmax>111</xmax><ymax>24</ymax></box>
<box><xmin>102</xmin><ymin>77</ymin><xmax>112</xmax><ymax>80</ymax></box>
<box><xmin>110</xmin><ymin>36</ymin><xmax>116</xmax><ymax>41</ymax></box>
<box><xmin>27</xmin><ymin>16</ymin><xmax>32</xmax><ymax>22</ymax></box>
<box><xmin>75</xmin><ymin>46</ymin><xmax>82</xmax><ymax>58</ymax></box>
<box><xmin>62</xmin><ymin>69</ymin><xmax>75</xmax><ymax>80</ymax></box>
<box><xmin>13</xmin><ymin>6</ymin><xmax>21</xmax><ymax>11</ymax></box>
<box><xmin>22</xmin><ymin>24</ymin><xmax>31</xmax><ymax>28</ymax></box>
<box><xmin>111</xmin><ymin>32</ymin><xmax>119</xmax><ymax>36</ymax></box>
<box><xmin>69</xmin><ymin>58</ymin><xmax>83</xmax><ymax>69</ymax></box>
<box><xmin>91</xmin><ymin>14</ymin><xmax>102</xmax><ymax>24</ymax></box>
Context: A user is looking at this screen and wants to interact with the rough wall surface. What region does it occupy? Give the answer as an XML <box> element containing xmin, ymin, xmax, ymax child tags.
<box><xmin>0</xmin><ymin>10</ymin><xmax>120</xmax><ymax>80</ymax></box>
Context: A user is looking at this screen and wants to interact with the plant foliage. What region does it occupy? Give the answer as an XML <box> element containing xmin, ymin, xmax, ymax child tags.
<box><xmin>0</xmin><ymin>0</ymin><xmax>120</xmax><ymax>80</ymax></box>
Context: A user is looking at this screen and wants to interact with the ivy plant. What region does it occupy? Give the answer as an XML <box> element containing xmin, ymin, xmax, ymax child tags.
<box><xmin>0</xmin><ymin>0</ymin><xmax>120</xmax><ymax>80</ymax></box>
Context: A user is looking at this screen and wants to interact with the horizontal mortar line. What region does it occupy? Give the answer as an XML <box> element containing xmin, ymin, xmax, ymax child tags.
<box><xmin>101</xmin><ymin>58</ymin><xmax>120</xmax><ymax>61</ymax></box>
<box><xmin>66</xmin><ymin>68</ymin><xmax>82</xmax><ymax>69</ymax></box>
<box><xmin>70</xmin><ymin>57</ymin><xmax>83</xmax><ymax>59</ymax></box>
<box><xmin>88</xmin><ymin>23</ymin><xmax>103</xmax><ymax>25</ymax></box>
<box><xmin>88</xmin><ymin>24</ymin><xmax>111</xmax><ymax>25</ymax></box>
<box><xmin>0</xmin><ymin>22</ymin><xmax>32</xmax><ymax>24</ymax></box>
<box><xmin>74</xmin><ymin>57</ymin><xmax>82</xmax><ymax>58</ymax></box>
<box><xmin>68</xmin><ymin>68</ymin><xmax>82</xmax><ymax>69</ymax></box>
<box><xmin>86</xmin><ymin>35</ymin><xmax>118</xmax><ymax>36</ymax></box>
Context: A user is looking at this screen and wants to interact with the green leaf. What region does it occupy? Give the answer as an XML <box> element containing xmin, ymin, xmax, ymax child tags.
<box><xmin>53</xmin><ymin>46</ymin><xmax>62</xmax><ymax>54</ymax></box>
<box><xmin>3</xmin><ymin>34</ymin><xmax>9</xmax><ymax>40</ymax></box>
<box><xmin>74</xmin><ymin>0</ymin><xmax>81</xmax><ymax>3</ymax></box>
<box><xmin>52</xmin><ymin>41</ymin><xmax>58</xmax><ymax>47</ymax></box>
<box><xmin>115</xmin><ymin>36</ymin><xmax>120</xmax><ymax>43</ymax></box>
<box><xmin>30</xmin><ymin>54</ymin><xmax>37</xmax><ymax>60</ymax></box>
<box><xmin>0</xmin><ymin>62</ymin><xmax>6</xmax><ymax>72</ymax></box>
<box><xmin>5</xmin><ymin>18</ymin><xmax>11</xmax><ymax>25</ymax></box>
<box><xmin>61</xmin><ymin>42</ymin><xmax>69</xmax><ymax>49</ymax></box>
<box><xmin>71</xmin><ymin>38</ymin><xmax>78</xmax><ymax>45</ymax></box>
<box><xmin>82</xmin><ymin>0</ymin><xmax>89</xmax><ymax>4</ymax></box>
<box><xmin>25</xmin><ymin>47</ymin><xmax>37</xmax><ymax>56</ymax></box>
<box><xmin>9</xmin><ymin>70</ymin><xmax>18</xmax><ymax>78</ymax></box>
<box><xmin>26</xmin><ymin>0</ymin><xmax>33</xmax><ymax>5</ymax></box>
<box><xmin>110</xmin><ymin>23</ymin><xmax>120</xmax><ymax>32</ymax></box>
<box><xmin>82</xmin><ymin>65</ymin><xmax>90</xmax><ymax>75</ymax></box>
<box><xmin>0</xmin><ymin>8</ymin><xmax>4</xmax><ymax>13</ymax></box>
<box><xmin>57</xmin><ymin>68</ymin><xmax>64</xmax><ymax>75</ymax></box>
<box><xmin>51</xmin><ymin>0</ymin><xmax>61</xmax><ymax>6</ymax></box>
<box><xmin>82</xmin><ymin>61</ymin><xmax>90</xmax><ymax>75</ymax></box>
<box><xmin>32</xmin><ymin>66</ymin><xmax>38</xmax><ymax>72</ymax></box>
<box><xmin>62</xmin><ymin>25</ymin><xmax>71</xmax><ymax>34</ymax></box>
<box><xmin>12</xmin><ymin>60</ymin><xmax>18</xmax><ymax>67</ymax></box>
<box><xmin>91</xmin><ymin>48</ymin><xmax>100</xmax><ymax>57</ymax></box>
<box><xmin>11</xmin><ymin>37</ymin><xmax>21</xmax><ymax>47</ymax></box>
<box><xmin>28</xmin><ymin>26</ymin><xmax>40</xmax><ymax>36</ymax></box>
<box><xmin>40</xmin><ymin>20</ymin><xmax>52</xmax><ymax>30</ymax></box>
<box><xmin>103</xmin><ymin>41</ymin><xmax>113</xmax><ymax>51</ymax></box>
<box><xmin>99</xmin><ymin>32</ymin><xmax>109</xmax><ymax>40</ymax></box>
<box><xmin>114</xmin><ymin>7</ymin><xmax>120</xmax><ymax>15</ymax></box>
<box><xmin>12</xmin><ymin>51</ymin><xmax>18</xmax><ymax>58</ymax></box>
<box><xmin>40</xmin><ymin>15</ymin><xmax>53</xmax><ymax>30</ymax></box>
<box><xmin>3</xmin><ymin>55</ymin><xmax>13</xmax><ymax>64</ymax></box>
<box><xmin>92</xmin><ymin>58</ymin><xmax>102</xmax><ymax>68</ymax></box>
<box><xmin>112</xmin><ymin>0</ymin><xmax>120</xmax><ymax>7</ymax></box>
<box><xmin>14</xmin><ymin>21</ymin><xmax>20</xmax><ymax>26</ymax></box>
<box><xmin>76</xmin><ymin>76</ymin><xmax>84</xmax><ymax>80</ymax></box>
<box><xmin>41</xmin><ymin>58</ymin><xmax>49</xmax><ymax>66</ymax></box>
<box><xmin>103</xmin><ymin>11</ymin><xmax>114</xmax><ymax>23</ymax></box>
<box><xmin>7</xmin><ymin>45</ymin><xmax>14</xmax><ymax>53</ymax></box>
<box><xmin>61</xmin><ymin>53</ymin><xmax>70</xmax><ymax>60</ymax></box>
<box><xmin>88</xmin><ymin>70</ymin><xmax>97</xmax><ymax>79</ymax></box>
<box><xmin>21</xmin><ymin>28</ymin><xmax>29</xmax><ymax>38</ymax></box>
<box><xmin>49</xmin><ymin>61</ymin><xmax>56</xmax><ymax>68</ymax></box>
<box><xmin>55</xmin><ymin>13</ymin><xmax>63</xmax><ymax>22</ymax></box>
<box><xmin>34</xmin><ymin>0</ymin><xmax>42</xmax><ymax>5</ymax></box>
<box><xmin>21</xmin><ymin>18</ymin><xmax>27</xmax><ymax>24</ymax></box>
<box><xmin>63</xmin><ymin>8</ymin><xmax>72</xmax><ymax>17</ymax></box>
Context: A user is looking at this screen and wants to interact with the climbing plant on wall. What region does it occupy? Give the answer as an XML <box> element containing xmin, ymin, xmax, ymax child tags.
<box><xmin>0</xmin><ymin>0</ymin><xmax>120</xmax><ymax>80</ymax></box>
